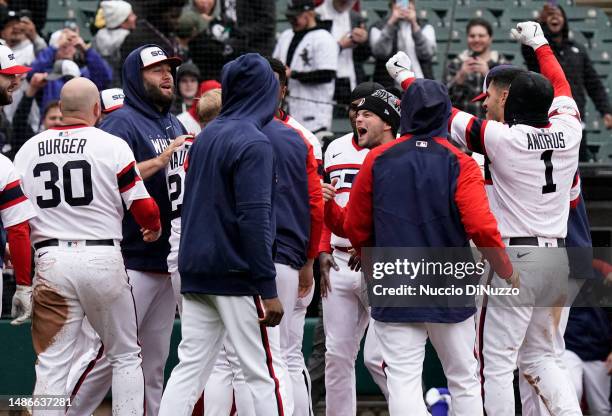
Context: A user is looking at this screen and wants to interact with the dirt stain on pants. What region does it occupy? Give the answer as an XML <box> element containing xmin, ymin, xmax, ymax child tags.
<box><xmin>32</xmin><ymin>283</ymin><xmax>69</xmax><ymax>355</ymax></box>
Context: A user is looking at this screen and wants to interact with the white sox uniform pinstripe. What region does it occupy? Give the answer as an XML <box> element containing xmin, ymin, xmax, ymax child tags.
<box><xmin>14</xmin><ymin>124</ymin><xmax>150</xmax><ymax>415</ymax></box>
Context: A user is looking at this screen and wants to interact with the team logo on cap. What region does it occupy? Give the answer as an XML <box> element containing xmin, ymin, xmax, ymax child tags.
<box><xmin>357</xmin><ymin>98</ymin><xmax>366</xmax><ymax>107</ymax></box>
<box><xmin>372</xmin><ymin>89</ymin><xmax>401</xmax><ymax>115</ymax></box>
<box><xmin>7</xmin><ymin>54</ymin><xmax>14</xmax><ymax>61</ymax></box>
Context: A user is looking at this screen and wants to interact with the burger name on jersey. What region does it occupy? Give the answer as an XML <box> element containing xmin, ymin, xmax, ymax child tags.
<box><xmin>526</xmin><ymin>131</ymin><xmax>566</xmax><ymax>150</ymax></box>
<box><xmin>38</xmin><ymin>135</ymin><xmax>87</xmax><ymax>156</ymax></box>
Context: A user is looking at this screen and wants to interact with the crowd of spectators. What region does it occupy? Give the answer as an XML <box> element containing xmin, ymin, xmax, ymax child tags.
<box><xmin>0</xmin><ymin>0</ymin><xmax>611</xmax><ymax>165</ymax></box>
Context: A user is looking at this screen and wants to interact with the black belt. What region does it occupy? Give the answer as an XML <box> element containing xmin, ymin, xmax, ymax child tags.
<box><xmin>508</xmin><ymin>237</ymin><xmax>565</xmax><ymax>247</ymax></box>
<box><xmin>34</xmin><ymin>239</ymin><xmax>115</xmax><ymax>250</ymax></box>
<box><xmin>334</xmin><ymin>246</ymin><xmax>353</xmax><ymax>253</ymax></box>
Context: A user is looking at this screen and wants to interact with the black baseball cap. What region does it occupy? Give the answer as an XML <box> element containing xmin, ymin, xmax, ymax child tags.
<box><xmin>504</xmin><ymin>71</ymin><xmax>553</xmax><ymax>126</ymax></box>
<box><xmin>286</xmin><ymin>0</ymin><xmax>317</xmax><ymax>17</ymax></box>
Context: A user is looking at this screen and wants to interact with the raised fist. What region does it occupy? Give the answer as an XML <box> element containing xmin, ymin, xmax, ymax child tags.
<box><xmin>385</xmin><ymin>51</ymin><xmax>415</xmax><ymax>84</ymax></box>
<box><xmin>510</xmin><ymin>21</ymin><xmax>549</xmax><ymax>50</ymax></box>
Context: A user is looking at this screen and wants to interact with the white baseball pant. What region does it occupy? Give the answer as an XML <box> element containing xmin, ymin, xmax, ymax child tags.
<box><xmin>363</xmin><ymin>318</ymin><xmax>389</xmax><ymax>400</ymax></box>
<box><xmin>67</xmin><ymin>269</ymin><xmax>176</xmax><ymax>416</ymax></box>
<box><xmin>477</xmin><ymin>243</ymin><xmax>581</xmax><ymax>416</ymax></box>
<box><xmin>203</xmin><ymin>341</ymin><xmax>255</xmax><ymax>416</ymax></box>
<box><xmin>203</xmin><ymin>263</ymin><xmax>315</xmax><ymax>416</ymax></box>
<box><xmin>374</xmin><ymin>317</ymin><xmax>482</xmax><ymax>416</ymax></box>
<box><xmin>31</xmin><ymin>242</ymin><xmax>144</xmax><ymax>416</ymax></box>
<box><xmin>519</xmin><ymin>279</ymin><xmax>584</xmax><ymax>416</ymax></box>
<box><xmin>158</xmin><ymin>293</ymin><xmax>292</xmax><ymax>416</ymax></box>
<box><xmin>562</xmin><ymin>350</ymin><xmax>611</xmax><ymax>415</ymax></box>
<box><xmin>322</xmin><ymin>249</ymin><xmax>370</xmax><ymax>416</ymax></box>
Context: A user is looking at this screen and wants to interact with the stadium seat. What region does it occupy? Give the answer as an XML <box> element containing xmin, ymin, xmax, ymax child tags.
<box><xmin>452</xmin><ymin>6</ymin><xmax>498</xmax><ymax>25</ymax></box>
<box><xmin>568</xmin><ymin>29</ymin><xmax>590</xmax><ymax>49</ymax></box>
<box><xmin>504</xmin><ymin>8</ymin><xmax>541</xmax><ymax>24</ymax></box>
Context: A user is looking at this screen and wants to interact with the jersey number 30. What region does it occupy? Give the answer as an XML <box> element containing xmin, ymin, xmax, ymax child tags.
<box><xmin>33</xmin><ymin>161</ymin><xmax>94</xmax><ymax>208</ymax></box>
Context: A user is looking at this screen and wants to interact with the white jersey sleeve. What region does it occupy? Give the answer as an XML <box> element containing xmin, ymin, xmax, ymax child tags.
<box><xmin>115</xmin><ymin>139</ymin><xmax>149</xmax><ymax>209</ymax></box>
<box><xmin>0</xmin><ymin>154</ymin><xmax>36</xmax><ymax>228</ymax></box>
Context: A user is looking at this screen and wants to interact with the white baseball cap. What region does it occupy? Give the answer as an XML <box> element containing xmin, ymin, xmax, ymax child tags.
<box><xmin>139</xmin><ymin>46</ymin><xmax>182</xmax><ymax>69</ymax></box>
<box><xmin>46</xmin><ymin>59</ymin><xmax>81</xmax><ymax>81</ymax></box>
<box><xmin>100</xmin><ymin>88</ymin><xmax>125</xmax><ymax>113</ymax></box>
<box><xmin>0</xmin><ymin>45</ymin><xmax>31</xmax><ymax>75</ymax></box>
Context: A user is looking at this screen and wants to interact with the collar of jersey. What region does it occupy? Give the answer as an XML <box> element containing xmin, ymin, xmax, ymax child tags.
<box><xmin>49</xmin><ymin>124</ymin><xmax>89</xmax><ymax>130</ymax></box>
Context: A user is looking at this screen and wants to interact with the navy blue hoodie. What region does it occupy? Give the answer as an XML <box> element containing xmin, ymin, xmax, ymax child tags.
<box><xmin>179</xmin><ymin>53</ymin><xmax>280</xmax><ymax>299</ymax></box>
<box><xmin>100</xmin><ymin>44</ymin><xmax>186</xmax><ymax>272</ymax></box>
<box><xmin>346</xmin><ymin>79</ymin><xmax>512</xmax><ymax>323</ymax></box>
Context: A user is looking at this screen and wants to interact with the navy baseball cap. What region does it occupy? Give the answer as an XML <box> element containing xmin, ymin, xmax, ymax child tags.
<box><xmin>471</xmin><ymin>64</ymin><xmax>521</xmax><ymax>102</ymax></box>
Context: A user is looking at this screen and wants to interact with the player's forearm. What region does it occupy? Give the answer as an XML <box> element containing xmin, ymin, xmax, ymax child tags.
<box><xmin>6</xmin><ymin>221</ymin><xmax>32</xmax><ymax>286</ymax></box>
<box><xmin>137</xmin><ymin>157</ymin><xmax>166</xmax><ymax>180</ymax></box>
<box><xmin>130</xmin><ymin>197</ymin><xmax>161</xmax><ymax>231</ymax></box>
<box><xmin>534</xmin><ymin>45</ymin><xmax>572</xmax><ymax>98</ymax></box>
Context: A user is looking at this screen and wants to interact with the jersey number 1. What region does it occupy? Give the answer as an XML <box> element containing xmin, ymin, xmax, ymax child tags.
<box><xmin>541</xmin><ymin>150</ymin><xmax>557</xmax><ymax>194</ymax></box>
<box><xmin>33</xmin><ymin>160</ymin><xmax>94</xmax><ymax>208</ymax></box>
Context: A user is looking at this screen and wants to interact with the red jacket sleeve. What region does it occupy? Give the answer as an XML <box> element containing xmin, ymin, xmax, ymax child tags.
<box><xmin>318</xmin><ymin>222</ymin><xmax>332</xmax><ymax>254</ymax></box>
<box><xmin>592</xmin><ymin>259</ymin><xmax>612</xmax><ymax>277</ymax></box>
<box><xmin>447</xmin><ymin>142</ymin><xmax>513</xmax><ymax>279</ymax></box>
<box><xmin>305</xmin><ymin>145</ymin><xmax>324</xmax><ymax>259</ymax></box>
<box><xmin>324</xmin><ymin>200</ymin><xmax>348</xmax><ymax>238</ymax></box>
<box><xmin>6</xmin><ymin>220</ymin><xmax>31</xmax><ymax>286</ymax></box>
<box><xmin>535</xmin><ymin>45</ymin><xmax>572</xmax><ymax>98</ymax></box>
<box><xmin>129</xmin><ymin>197</ymin><xmax>161</xmax><ymax>232</ymax></box>
<box><xmin>344</xmin><ymin>152</ymin><xmax>375</xmax><ymax>252</ymax></box>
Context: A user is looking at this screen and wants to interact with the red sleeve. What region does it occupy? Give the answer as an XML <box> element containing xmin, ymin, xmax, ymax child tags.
<box><xmin>6</xmin><ymin>220</ymin><xmax>31</xmax><ymax>286</ymax></box>
<box><xmin>344</xmin><ymin>152</ymin><xmax>376</xmax><ymax>252</ymax></box>
<box><xmin>400</xmin><ymin>77</ymin><xmax>416</xmax><ymax>91</ymax></box>
<box><xmin>129</xmin><ymin>197</ymin><xmax>161</xmax><ymax>232</ymax></box>
<box><xmin>324</xmin><ymin>199</ymin><xmax>348</xmax><ymax>238</ymax></box>
<box><xmin>592</xmin><ymin>259</ymin><xmax>612</xmax><ymax>277</ymax></box>
<box><xmin>445</xmin><ymin>141</ymin><xmax>513</xmax><ymax>279</ymax></box>
<box><xmin>305</xmin><ymin>146</ymin><xmax>324</xmax><ymax>259</ymax></box>
<box><xmin>535</xmin><ymin>45</ymin><xmax>572</xmax><ymax>98</ymax></box>
<box><xmin>318</xmin><ymin>222</ymin><xmax>332</xmax><ymax>254</ymax></box>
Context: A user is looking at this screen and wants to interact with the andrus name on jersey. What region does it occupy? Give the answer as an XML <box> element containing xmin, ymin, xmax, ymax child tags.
<box><xmin>38</xmin><ymin>137</ymin><xmax>87</xmax><ymax>156</ymax></box>
<box><xmin>169</xmin><ymin>147</ymin><xmax>188</xmax><ymax>171</ymax></box>
<box><xmin>526</xmin><ymin>132</ymin><xmax>565</xmax><ymax>150</ymax></box>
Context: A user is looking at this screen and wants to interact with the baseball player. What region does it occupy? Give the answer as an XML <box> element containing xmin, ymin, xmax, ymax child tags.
<box><xmin>395</xmin><ymin>21</ymin><xmax>581</xmax><ymax>415</ymax></box>
<box><xmin>0</xmin><ymin>44</ymin><xmax>36</xmax><ymax>325</ymax></box>
<box><xmin>67</xmin><ymin>45</ymin><xmax>188</xmax><ymax>416</ymax></box>
<box><xmin>201</xmin><ymin>57</ymin><xmax>325</xmax><ymax>416</ymax></box>
<box><xmin>344</xmin><ymin>66</ymin><xmax>515</xmax><ymax>416</ymax></box>
<box><xmin>317</xmin><ymin>82</ymin><xmax>397</xmax><ymax>415</ymax></box>
<box><xmin>273</xmin><ymin>0</ymin><xmax>339</xmax><ymax>133</ymax></box>
<box><xmin>159</xmin><ymin>53</ymin><xmax>289</xmax><ymax>416</ymax></box>
<box><xmin>14</xmin><ymin>77</ymin><xmax>162</xmax><ymax>416</ymax></box>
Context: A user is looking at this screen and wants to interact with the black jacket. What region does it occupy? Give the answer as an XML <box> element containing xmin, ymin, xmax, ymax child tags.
<box><xmin>521</xmin><ymin>7</ymin><xmax>610</xmax><ymax>118</ymax></box>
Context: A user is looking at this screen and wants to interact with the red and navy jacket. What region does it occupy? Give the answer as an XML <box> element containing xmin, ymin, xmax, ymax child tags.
<box><xmin>345</xmin><ymin>78</ymin><xmax>512</xmax><ymax>323</ymax></box>
<box><xmin>262</xmin><ymin>118</ymin><xmax>323</xmax><ymax>269</ymax></box>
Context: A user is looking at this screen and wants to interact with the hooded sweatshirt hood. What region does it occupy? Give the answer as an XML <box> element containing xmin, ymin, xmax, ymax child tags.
<box><xmin>219</xmin><ymin>53</ymin><xmax>279</xmax><ymax>127</ymax></box>
<box><xmin>399</xmin><ymin>79</ymin><xmax>451</xmax><ymax>138</ymax></box>
<box><xmin>122</xmin><ymin>44</ymin><xmax>178</xmax><ymax>118</ymax></box>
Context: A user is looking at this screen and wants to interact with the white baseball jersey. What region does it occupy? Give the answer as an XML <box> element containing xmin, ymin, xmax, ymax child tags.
<box><xmin>449</xmin><ymin>96</ymin><xmax>582</xmax><ymax>238</ymax></box>
<box><xmin>166</xmin><ymin>137</ymin><xmax>193</xmax><ymax>273</ymax></box>
<box><xmin>14</xmin><ymin>125</ymin><xmax>150</xmax><ymax>244</ymax></box>
<box><xmin>324</xmin><ymin>133</ymin><xmax>369</xmax><ymax>248</ymax></box>
<box><xmin>0</xmin><ymin>154</ymin><xmax>36</xmax><ymax>229</ymax></box>
<box><xmin>273</xmin><ymin>28</ymin><xmax>339</xmax><ymax>133</ymax></box>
